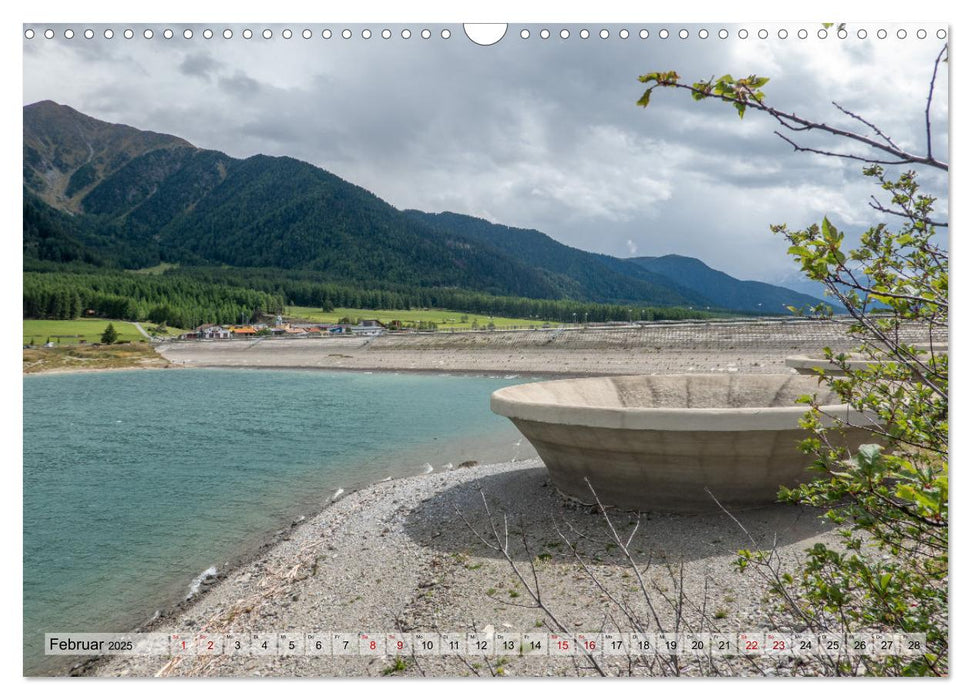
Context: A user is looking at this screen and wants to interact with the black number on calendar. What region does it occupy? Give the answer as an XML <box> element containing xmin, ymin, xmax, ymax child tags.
<box><xmin>260</xmin><ymin>640</ymin><xmax>268</xmax><ymax>650</ymax></box>
<box><xmin>611</xmin><ymin>640</ymin><xmax>623</xmax><ymax>650</ymax></box>
<box><xmin>908</xmin><ymin>640</ymin><xmax>922</xmax><ymax>650</ymax></box>
<box><xmin>717</xmin><ymin>640</ymin><xmax>729</xmax><ymax>650</ymax></box>
<box><xmin>476</xmin><ymin>641</ymin><xmax>488</xmax><ymax>650</ymax></box>
<box><xmin>691</xmin><ymin>640</ymin><xmax>703</xmax><ymax>650</ymax></box>
<box><xmin>315</xmin><ymin>641</ymin><xmax>323</xmax><ymax>650</ymax></box>
<box><xmin>880</xmin><ymin>640</ymin><xmax>893</xmax><ymax>650</ymax></box>
<box><xmin>502</xmin><ymin>641</ymin><xmax>515</xmax><ymax>650</ymax></box>
<box><xmin>234</xmin><ymin>641</ymin><xmax>241</xmax><ymax>650</ymax></box>
<box><xmin>449</xmin><ymin>640</ymin><xmax>459</xmax><ymax>650</ymax></box>
<box><xmin>799</xmin><ymin>640</ymin><xmax>812</xmax><ymax>650</ymax></box>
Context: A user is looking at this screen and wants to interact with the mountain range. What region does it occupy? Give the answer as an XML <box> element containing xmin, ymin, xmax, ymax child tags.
<box><xmin>23</xmin><ymin>100</ymin><xmax>825</xmax><ymax>314</ymax></box>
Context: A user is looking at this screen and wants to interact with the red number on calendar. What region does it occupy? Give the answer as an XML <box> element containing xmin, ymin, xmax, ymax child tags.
<box><xmin>370</xmin><ymin>641</ymin><xmax>377</xmax><ymax>650</ymax></box>
<box><xmin>773</xmin><ymin>640</ymin><xmax>785</xmax><ymax>650</ymax></box>
<box><xmin>208</xmin><ymin>641</ymin><xmax>214</xmax><ymax>650</ymax></box>
<box><xmin>745</xmin><ymin>640</ymin><xmax>759</xmax><ymax>650</ymax></box>
<box><xmin>397</xmin><ymin>641</ymin><xmax>403</xmax><ymax>650</ymax></box>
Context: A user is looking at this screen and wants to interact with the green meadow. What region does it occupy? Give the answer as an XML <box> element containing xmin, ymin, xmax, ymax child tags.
<box><xmin>285</xmin><ymin>306</ymin><xmax>551</xmax><ymax>330</ymax></box>
<box><xmin>22</xmin><ymin>319</ymin><xmax>185</xmax><ymax>346</ymax></box>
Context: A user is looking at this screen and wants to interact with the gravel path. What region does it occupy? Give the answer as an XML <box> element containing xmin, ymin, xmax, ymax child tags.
<box><xmin>91</xmin><ymin>458</ymin><xmax>843</xmax><ymax>678</ymax></box>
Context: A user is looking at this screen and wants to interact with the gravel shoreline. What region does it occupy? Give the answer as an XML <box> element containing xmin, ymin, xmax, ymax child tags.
<box><xmin>88</xmin><ymin>458</ymin><xmax>843</xmax><ymax>678</ymax></box>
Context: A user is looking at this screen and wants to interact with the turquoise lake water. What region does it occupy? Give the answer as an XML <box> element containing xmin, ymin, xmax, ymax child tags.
<box><xmin>22</xmin><ymin>368</ymin><xmax>534</xmax><ymax>675</ymax></box>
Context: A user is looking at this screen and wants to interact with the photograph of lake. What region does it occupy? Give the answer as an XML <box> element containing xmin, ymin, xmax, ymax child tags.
<box><xmin>20</xmin><ymin>8</ymin><xmax>949</xmax><ymax>682</ymax></box>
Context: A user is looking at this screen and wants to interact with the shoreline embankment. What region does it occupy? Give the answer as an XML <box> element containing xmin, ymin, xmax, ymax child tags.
<box><xmin>154</xmin><ymin>319</ymin><xmax>892</xmax><ymax>377</ymax></box>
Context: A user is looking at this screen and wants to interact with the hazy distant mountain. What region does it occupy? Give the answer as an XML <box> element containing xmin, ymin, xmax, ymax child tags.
<box><xmin>629</xmin><ymin>254</ymin><xmax>827</xmax><ymax>313</ymax></box>
<box><xmin>23</xmin><ymin>101</ymin><xmax>819</xmax><ymax>312</ymax></box>
<box><xmin>407</xmin><ymin>211</ymin><xmax>710</xmax><ymax>308</ymax></box>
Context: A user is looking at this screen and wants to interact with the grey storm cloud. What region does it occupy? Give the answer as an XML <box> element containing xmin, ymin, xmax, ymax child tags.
<box><xmin>217</xmin><ymin>70</ymin><xmax>264</xmax><ymax>97</ymax></box>
<box><xmin>179</xmin><ymin>52</ymin><xmax>221</xmax><ymax>80</ymax></box>
<box><xmin>22</xmin><ymin>22</ymin><xmax>949</xmax><ymax>283</ymax></box>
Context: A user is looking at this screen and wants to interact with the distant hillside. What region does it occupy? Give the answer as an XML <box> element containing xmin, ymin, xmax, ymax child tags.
<box><xmin>407</xmin><ymin>211</ymin><xmax>707</xmax><ymax>307</ymax></box>
<box><xmin>23</xmin><ymin>101</ymin><xmax>818</xmax><ymax>313</ymax></box>
<box><xmin>629</xmin><ymin>254</ymin><xmax>827</xmax><ymax>313</ymax></box>
<box><xmin>22</xmin><ymin>102</ymin><xmax>575</xmax><ymax>299</ymax></box>
<box><xmin>23</xmin><ymin>100</ymin><xmax>194</xmax><ymax>212</ymax></box>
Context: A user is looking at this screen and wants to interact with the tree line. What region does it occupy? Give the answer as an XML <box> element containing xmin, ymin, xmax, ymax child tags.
<box><xmin>172</xmin><ymin>266</ymin><xmax>719</xmax><ymax>324</ymax></box>
<box><xmin>23</xmin><ymin>270</ymin><xmax>285</xmax><ymax>329</ymax></box>
<box><xmin>24</xmin><ymin>265</ymin><xmax>719</xmax><ymax>329</ymax></box>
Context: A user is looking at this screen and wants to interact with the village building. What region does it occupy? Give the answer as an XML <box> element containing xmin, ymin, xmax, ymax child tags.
<box><xmin>349</xmin><ymin>320</ymin><xmax>386</xmax><ymax>336</ymax></box>
<box><xmin>197</xmin><ymin>324</ymin><xmax>231</xmax><ymax>340</ymax></box>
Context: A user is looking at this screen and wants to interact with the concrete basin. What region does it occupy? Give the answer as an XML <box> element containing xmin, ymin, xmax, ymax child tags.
<box><xmin>491</xmin><ymin>374</ymin><xmax>872</xmax><ymax>512</ymax></box>
<box><xmin>786</xmin><ymin>344</ymin><xmax>948</xmax><ymax>376</ymax></box>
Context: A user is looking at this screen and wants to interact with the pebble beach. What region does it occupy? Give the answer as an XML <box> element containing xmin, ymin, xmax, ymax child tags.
<box><xmin>88</xmin><ymin>458</ymin><xmax>844</xmax><ymax>678</ymax></box>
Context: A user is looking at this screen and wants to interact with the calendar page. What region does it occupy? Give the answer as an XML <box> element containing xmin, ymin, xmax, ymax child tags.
<box><xmin>20</xmin><ymin>1</ymin><xmax>950</xmax><ymax>683</ymax></box>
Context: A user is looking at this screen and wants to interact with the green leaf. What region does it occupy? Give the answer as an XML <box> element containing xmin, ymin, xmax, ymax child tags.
<box><xmin>821</xmin><ymin>216</ymin><xmax>838</xmax><ymax>241</ymax></box>
<box><xmin>855</xmin><ymin>444</ymin><xmax>884</xmax><ymax>474</ymax></box>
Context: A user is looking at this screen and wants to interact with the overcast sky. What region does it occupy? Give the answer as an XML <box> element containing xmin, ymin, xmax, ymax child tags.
<box><xmin>22</xmin><ymin>21</ymin><xmax>949</xmax><ymax>287</ymax></box>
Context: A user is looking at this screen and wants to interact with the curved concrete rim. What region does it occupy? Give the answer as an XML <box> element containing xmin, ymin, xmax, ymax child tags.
<box><xmin>785</xmin><ymin>355</ymin><xmax>862</xmax><ymax>372</ymax></box>
<box><xmin>786</xmin><ymin>349</ymin><xmax>947</xmax><ymax>373</ymax></box>
<box><xmin>491</xmin><ymin>374</ymin><xmax>867</xmax><ymax>432</ymax></box>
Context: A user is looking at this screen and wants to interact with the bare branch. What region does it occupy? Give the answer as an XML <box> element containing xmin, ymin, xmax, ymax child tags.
<box><xmin>456</xmin><ymin>489</ymin><xmax>607</xmax><ymax>676</ymax></box>
<box><xmin>926</xmin><ymin>44</ymin><xmax>948</xmax><ymax>161</ymax></box>
<box><xmin>831</xmin><ymin>101</ymin><xmax>900</xmax><ymax>150</ymax></box>
<box><xmin>649</xmin><ymin>81</ymin><xmax>949</xmax><ymax>171</ymax></box>
<box><xmin>774</xmin><ymin>131</ymin><xmax>916</xmax><ymax>167</ymax></box>
<box><xmin>867</xmin><ymin>196</ymin><xmax>948</xmax><ymax>228</ymax></box>
<box><xmin>704</xmin><ymin>488</ymin><xmax>816</xmax><ymax>629</ymax></box>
